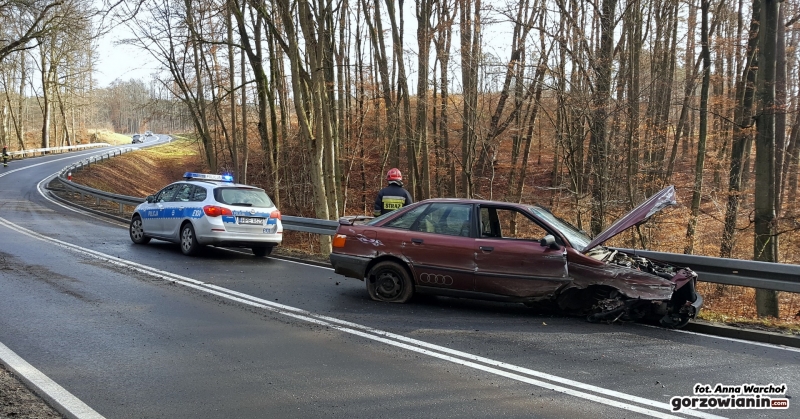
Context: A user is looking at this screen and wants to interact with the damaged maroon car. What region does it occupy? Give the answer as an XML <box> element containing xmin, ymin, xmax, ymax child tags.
<box><xmin>330</xmin><ymin>186</ymin><xmax>702</xmax><ymax>328</ymax></box>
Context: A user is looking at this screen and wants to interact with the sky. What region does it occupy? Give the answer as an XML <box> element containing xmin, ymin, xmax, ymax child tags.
<box><xmin>94</xmin><ymin>24</ymin><xmax>158</xmax><ymax>87</ymax></box>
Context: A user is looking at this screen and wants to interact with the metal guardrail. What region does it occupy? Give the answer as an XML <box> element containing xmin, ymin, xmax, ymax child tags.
<box><xmin>51</xmin><ymin>151</ymin><xmax>800</xmax><ymax>293</ymax></box>
<box><xmin>8</xmin><ymin>143</ymin><xmax>111</xmax><ymax>158</ymax></box>
<box><xmin>282</xmin><ymin>215</ymin><xmax>339</xmax><ymax>235</ymax></box>
<box><xmin>617</xmin><ymin>248</ymin><xmax>800</xmax><ymax>293</ymax></box>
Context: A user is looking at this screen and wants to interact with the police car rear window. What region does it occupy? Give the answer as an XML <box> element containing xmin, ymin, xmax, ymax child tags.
<box><xmin>214</xmin><ymin>188</ymin><xmax>274</xmax><ymax>207</ymax></box>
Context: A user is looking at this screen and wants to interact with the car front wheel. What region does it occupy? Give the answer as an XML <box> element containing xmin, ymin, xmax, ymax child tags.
<box><xmin>180</xmin><ymin>223</ymin><xmax>201</xmax><ymax>255</ymax></box>
<box><xmin>129</xmin><ymin>216</ymin><xmax>151</xmax><ymax>244</ymax></box>
<box><xmin>366</xmin><ymin>261</ymin><xmax>413</xmax><ymax>303</ymax></box>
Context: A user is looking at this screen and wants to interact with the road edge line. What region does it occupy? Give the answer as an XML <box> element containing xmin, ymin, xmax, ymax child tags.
<box><xmin>0</xmin><ymin>341</ymin><xmax>105</xmax><ymax>419</ymax></box>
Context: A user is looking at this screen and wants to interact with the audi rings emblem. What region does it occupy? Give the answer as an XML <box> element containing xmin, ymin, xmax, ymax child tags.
<box><xmin>419</xmin><ymin>273</ymin><xmax>454</xmax><ymax>286</ymax></box>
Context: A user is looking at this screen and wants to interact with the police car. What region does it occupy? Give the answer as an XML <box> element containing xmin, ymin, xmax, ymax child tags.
<box><xmin>129</xmin><ymin>173</ymin><xmax>282</xmax><ymax>256</ymax></box>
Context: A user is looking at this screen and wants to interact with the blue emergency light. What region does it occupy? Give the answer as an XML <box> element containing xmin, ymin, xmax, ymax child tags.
<box><xmin>183</xmin><ymin>172</ymin><xmax>234</xmax><ymax>182</ymax></box>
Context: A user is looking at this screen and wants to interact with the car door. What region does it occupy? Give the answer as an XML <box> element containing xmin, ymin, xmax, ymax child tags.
<box><xmin>473</xmin><ymin>205</ymin><xmax>569</xmax><ymax>298</ymax></box>
<box><xmin>385</xmin><ymin>203</ymin><xmax>476</xmax><ymax>292</ymax></box>
<box><xmin>147</xmin><ymin>184</ymin><xmax>179</xmax><ymax>236</ymax></box>
<box><xmin>161</xmin><ymin>183</ymin><xmax>194</xmax><ymax>240</ymax></box>
<box><xmin>152</xmin><ymin>183</ymin><xmax>178</xmax><ymax>237</ymax></box>
<box><xmin>162</xmin><ymin>184</ymin><xmax>195</xmax><ymax>239</ymax></box>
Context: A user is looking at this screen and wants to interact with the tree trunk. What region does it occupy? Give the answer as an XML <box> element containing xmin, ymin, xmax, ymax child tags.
<box><xmin>588</xmin><ymin>0</ymin><xmax>617</xmax><ymax>235</ymax></box>
<box><xmin>774</xmin><ymin>6</ymin><xmax>786</xmax><ymax>212</ymax></box>
<box><xmin>685</xmin><ymin>0</ymin><xmax>711</xmax><ymax>255</ymax></box>
<box><xmin>415</xmin><ymin>0</ymin><xmax>434</xmax><ymax>200</ymax></box>
<box><xmin>227</xmin><ymin>1</ymin><xmax>239</xmax><ymax>180</ymax></box>
<box><xmin>460</xmin><ymin>0</ymin><xmax>481</xmax><ymax>198</ymax></box>
<box><xmin>40</xmin><ymin>46</ymin><xmax>51</xmax><ymax>149</ymax></box>
<box><xmin>720</xmin><ymin>0</ymin><xmax>760</xmax><ymax>258</ymax></box>
<box><xmin>753</xmin><ymin>0</ymin><xmax>779</xmax><ymax>317</ymax></box>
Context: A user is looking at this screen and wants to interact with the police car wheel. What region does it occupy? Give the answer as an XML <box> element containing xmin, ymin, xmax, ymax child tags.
<box><xmin>252</xmin><ymin>246</ymin><xmax>273</xmax><ymax>257</ymax></box>
<box><xmin>129</xmin><ymin>216</ymin><xmax>151</xmax><ymax>244</ymax></box>
<box><xmin>366</xmin><ymin>261</ymin><xmax>413</xmax><ymax>303</ymax></box>
<box><xmin>180</xmin><ymin>223</ymin><xmax>201</xmax><ymax>255</ymax></box>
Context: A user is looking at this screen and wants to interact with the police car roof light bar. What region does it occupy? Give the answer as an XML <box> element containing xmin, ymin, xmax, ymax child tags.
<box><xmin>183</xmin><ymin>172</ymin><xmax>234</xmax><ymax>182</ymax></box>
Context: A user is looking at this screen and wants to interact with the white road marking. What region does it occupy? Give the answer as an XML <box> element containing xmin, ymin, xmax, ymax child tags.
<box><xmin>36</xmin><ymin>172</ymin><xmax>129</xmax><ymax>227</ymax></box>
<box><xmin>0</xmin><ymin>217</ymin><xmax>726</xmax><ymax>419</ymax></box>
<box><xmin>0</xmin><ymin>341</ymin><xmax>105</xmax><ymax>419</ymax></box>
<box><xmin>646</xmin><ymin>325</ymin><xmax>800</xmax><ymax>354</ymax></box>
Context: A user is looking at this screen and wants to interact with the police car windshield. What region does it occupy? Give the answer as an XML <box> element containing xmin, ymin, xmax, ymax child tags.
<box><xmin>214</xmin><ymin>188</ymin><xmax>274</xmax><ymax>208</ymax></box>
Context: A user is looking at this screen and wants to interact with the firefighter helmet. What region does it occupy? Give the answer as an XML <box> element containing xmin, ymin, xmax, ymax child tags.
<box><xmin>386</xmin><ymin>168</ymin><xmax>403</xmax><ymax>182</ymax></box>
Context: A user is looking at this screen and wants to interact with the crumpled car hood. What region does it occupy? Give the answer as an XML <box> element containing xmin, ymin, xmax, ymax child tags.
<box><xmin>583</xmin><ymin>186</ymin><xmax>677</xmax><ymax>253</ymax></box>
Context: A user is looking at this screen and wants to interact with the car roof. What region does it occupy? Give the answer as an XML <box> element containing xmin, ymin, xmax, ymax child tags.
<box><xmin>417</xmin><ymin>197</ymin><xmax>533</xmax><ymax>208</ymax></box>
<box><xmin>177</xmin><ymin>179</ymin><xmax>261</xmax><ymax>189</ymax></box>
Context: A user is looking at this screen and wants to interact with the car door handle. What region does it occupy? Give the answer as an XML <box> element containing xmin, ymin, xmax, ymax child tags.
<box><xmin>411</xmin><ymin>238</ymin><xmax>424</xmax><ymax>244</ymax></box>
<box><xmin>479</xmin><ymin>246</ymin><xmax>494</xmax><ymax>252</ymax></box>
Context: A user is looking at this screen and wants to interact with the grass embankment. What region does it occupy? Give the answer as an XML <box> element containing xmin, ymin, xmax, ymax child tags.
<box><xmin>69</xmin><ymin>138</ymin><xmax>800</xmax><ymax>333</ymax></box>
<box><xmin>71</xmin><ymin>137</ymin><xmax>204</xmax><ymax>198</ymax></box>
<box><xmin>88</xmin><ymin>129</ymin><xmax>138</xmax><ymax>146</ymax></box>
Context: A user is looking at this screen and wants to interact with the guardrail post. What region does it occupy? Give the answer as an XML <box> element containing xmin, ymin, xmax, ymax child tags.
<box><xmin>119</xmin><ymin>203</ymin><xmax>124</xmax><ymax>214</ymax></box>
<box><xmin>96</xmin><ymin>197</ymin><xmax>100</xmax><ymax>206</ymax></box>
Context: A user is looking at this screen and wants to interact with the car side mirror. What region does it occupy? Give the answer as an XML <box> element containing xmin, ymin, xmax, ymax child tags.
<box><xmin>146</xmin><ymin>195</ymin><xmax>154</xmax><ymax>203</ymax></box>
<box><xmin>539</xmin><ymin>234</ymin><xmax>559</xmax><ymax>250</ymax></box>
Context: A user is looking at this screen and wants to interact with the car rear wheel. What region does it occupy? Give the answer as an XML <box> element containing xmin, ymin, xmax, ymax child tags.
<box><xmin>366</xmin><ymin>261</ymin><xmax>413</xmax><ymax>303</ymax></box>
<box><xmin>252</xmin><ymin>245</ymin><xmax>274</xmax><ymax>257</ymax></box>
<box><xmin>180</xmin><ymin>223</ymin><xmax>201</xmax><ymax>255</ymax></box>
<box><xmin>129</xmin><ymin>216</ymin><xmax>151</xmax><ymax>244</ymax></box>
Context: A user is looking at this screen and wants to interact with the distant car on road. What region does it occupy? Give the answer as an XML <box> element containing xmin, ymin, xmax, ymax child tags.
<box><xmin>131</xmin><ymin>134</ymin><xmax>143</xmax><ymax>144</ymax></box>
<box><xmin>145</xmin><ymin>131</ymin><xmax>153</xmax><ymax>137</ymax></box>
<box><xmin>330</xmin><ymin>186</ymin><xmax>702</xmax><ymax>328</ymax></box>
<box><xmin>129</xmin><ymin>172</ymin><xmax>283</xmax><ymax>256</ymax></box>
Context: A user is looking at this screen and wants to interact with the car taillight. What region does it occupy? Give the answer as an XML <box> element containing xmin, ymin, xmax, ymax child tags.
<box><xmin>270</xmin><ymin>210</ymin><xmax>281</xmax><ymax>220</ymax></box>
<box><xmin>332</xmin><ymin>234</ymin><xmax>347</xmax><ymax>248</ymax></box>
<box><xmin>203</xmin><ymin>205</ymin><xmax>233</xmax><ymax>217</ymax></box>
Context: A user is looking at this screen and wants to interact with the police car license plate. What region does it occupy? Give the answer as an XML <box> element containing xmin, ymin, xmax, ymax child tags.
<box><xmin>238</xmin><ymin>216</ymin><xmax>264</xmax><ymax>225</ymax></box>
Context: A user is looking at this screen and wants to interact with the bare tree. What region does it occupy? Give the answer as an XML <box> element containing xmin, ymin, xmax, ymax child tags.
<box><xmin>685</xmin><ymin>0</ymin><xmax>712</xmax><ymax>255</ymax></box>
<box><xmin>0</xmin><ymin>0</ymin><xmax>67</xmax><ymax>61</ymax></box>
<box><xmin>720</xmin><ymin>0</ymin><xmax>759</xmax><ymax>258</ymax></box>
<box><xmin>459</xmin><ymin>0</ymin><xmax>480</xmax><ymax>197</ymax></box>
<box><xmin>753</xmin><ymin>0</ymin><xmax>780</xmax><ymax>317</ymax></box>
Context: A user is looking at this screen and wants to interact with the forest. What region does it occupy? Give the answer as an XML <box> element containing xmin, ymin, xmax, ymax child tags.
<box><xmin>1</xmin><ymin>0</ymin><xmax>799</xmax><ymax>320</ymax></box>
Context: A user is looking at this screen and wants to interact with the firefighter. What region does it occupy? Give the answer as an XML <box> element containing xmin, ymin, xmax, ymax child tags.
<box><xmin>2</xmin><ymin>146</ymin><xmax>8</xmax><ymax>167</ymax></box>
<box><xmin>374</xmin><ymin>168</ymin><xmax>413</xmax><ymax>216</ymax></box>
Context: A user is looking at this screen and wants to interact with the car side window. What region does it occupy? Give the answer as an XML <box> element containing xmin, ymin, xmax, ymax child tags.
<box><xmin>154</xmin><ymin>185</ymin><xmax>178</xmax><ymax>203</ymax></box>
<box><xmin>171</xmin><ymin>184</ymin><xmax>193</xmax><ymax>202</ymax></box>
<box><xmin>191</xmin><ymin>186</ymin><xmax>207</xmax><ymax>202</ymax></box>
<box><xmin>410</xmin><ymin>203</ymin><xmax>472</xmax><ymax>237</ymax></box>
<box><xmin>382</xmin><ymin>204</ymin><xmax>429</xmax><ymax>230</ymax></box>
<box><xmin>480</xmin><ymin>207</ymin><xmax>548</xmax><ymax>241</ymax></box>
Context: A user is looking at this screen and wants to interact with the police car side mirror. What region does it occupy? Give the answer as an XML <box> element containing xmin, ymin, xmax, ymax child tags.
<box><xmin>146</xmin><ymin>195</ymin><xmax>154</xmax><ymax>203</ymax></box>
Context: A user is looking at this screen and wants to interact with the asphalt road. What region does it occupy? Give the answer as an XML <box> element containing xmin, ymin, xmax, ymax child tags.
<box><xmin>0</xmin><ymin>141</ymin><xmax>797</xmax><ymax>419</ymax></box>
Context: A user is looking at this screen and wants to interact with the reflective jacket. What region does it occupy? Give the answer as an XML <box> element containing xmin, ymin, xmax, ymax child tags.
<box><xmin>373</xmin><ymin>184</ymin><xmax>413</xmax><ymax>216</ymax></box>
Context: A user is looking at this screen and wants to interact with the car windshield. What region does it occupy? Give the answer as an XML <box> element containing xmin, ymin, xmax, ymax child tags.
<box><xmin>366</xmin><ymin>209</ymin><xmax>400</xmax><ymax>225</ymax></box>
<box><xmin>214</xmin><ymin>187</ymin><xmax>274</xmax><ymax>208</ymax></box>
<box><xmin>528</xmin><ymin>206</ymin><xmax>591</xmax><ymax>251</ymax></box>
